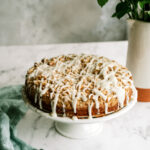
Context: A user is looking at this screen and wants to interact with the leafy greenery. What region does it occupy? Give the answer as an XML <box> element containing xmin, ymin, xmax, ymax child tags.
<box><xmin>97</xmin><ymin>0</ymin><xmax>108</xmax><ymax>7</ymax></box>
<box><xmin>97</xmin><ymin>0</ymin><xmax>150</xmax><ymax>21</ymax></box>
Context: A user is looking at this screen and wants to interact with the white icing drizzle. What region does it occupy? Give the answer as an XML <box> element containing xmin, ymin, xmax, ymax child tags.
<box><xmin>62</xmin><ymin>102</ymin><xmax>66</xmax><ymax>117</ymax></box>
<box><xmin>72</xmin><ymin>116</ymin><xmax>78</xmax><ymax>120</ymax></box>
<box><xmin>88</xmin><ymin>102</ymin><xmax>93</xmax><ymax>119</ymax></box>
<box><xmin>112</xmin><ymin>87</ymin><xmax>125</xmax><ymax>108</ymax></box>
<box><xmin>105</xmin><ymin>103</ymin><xmax>108</xmax><ymax>114</ymax></box>
<box><xmin>26</xmin><ymin>54</ymin><xmax>137</xmax><ymax>119</ymax></box>
<box><xmin>94</xmin><ymin>89</ymin><xmax>107</xmax><ymax>101</ymax></box>
<box><xmin>126</xmin><ymin>95</ymin><xmax>129</xmax><ymax>105</ymax></box>
<box><xmin>51</xmin><ymin>88</ymin><xmax>60</xmax><ymax>117</ymax></box>
<box><xmin>72</xmin><ymin>85</ymin><xmax>77</xmax><ymax>113</ymax></box>
<box><xmin>34</xmin><ymin>78</ymin><xmax>44</xmax><ymax>109</ymax></box>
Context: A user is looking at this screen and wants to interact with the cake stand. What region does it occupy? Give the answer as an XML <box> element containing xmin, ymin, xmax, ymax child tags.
<box><xmin>22</xmin><ymin>89</ymin><xmax>137</xmax><ymax>139</ymax></box>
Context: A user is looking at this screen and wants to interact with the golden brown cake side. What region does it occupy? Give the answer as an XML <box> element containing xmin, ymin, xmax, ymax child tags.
<box><xmin>25</xmin><ymin>54</ymin><xmax>137</xmax><ymax>119</ymax></box>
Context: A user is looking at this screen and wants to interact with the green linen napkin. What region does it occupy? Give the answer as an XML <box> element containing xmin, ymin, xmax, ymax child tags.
<box><xmin>0</xmin><ymin>85</ymin><xmax>39</xmax><ymax>150</ymax></box>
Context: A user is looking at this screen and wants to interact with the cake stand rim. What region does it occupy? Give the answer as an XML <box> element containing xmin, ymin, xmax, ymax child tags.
<box><xmin>22</xmin><ymin>87</ymin><xmax>137</xmax><ymax>124</ymax></box>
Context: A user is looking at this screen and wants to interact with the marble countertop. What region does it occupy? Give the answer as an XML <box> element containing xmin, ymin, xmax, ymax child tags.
<box><xmin>0</xmin><ymin>41</ymin><xmax>150</xmax><ymax>150</ymax></box>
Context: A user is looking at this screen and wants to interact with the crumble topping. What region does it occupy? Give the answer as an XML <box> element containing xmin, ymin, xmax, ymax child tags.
<box><xmin>25</xmin><ymin>54</ymin><xmax>137</xmax><ymax>118</ymax></box>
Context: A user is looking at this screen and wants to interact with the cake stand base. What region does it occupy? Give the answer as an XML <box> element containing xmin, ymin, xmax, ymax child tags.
<box><xmin>55</xmin><ymin>122</ymin><xmax>103</xmax><ymax>139</ymax></box>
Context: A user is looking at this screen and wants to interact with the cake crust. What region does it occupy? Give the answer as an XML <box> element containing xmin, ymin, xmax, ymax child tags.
<box><xmin>25</xmin><ymin>54</ymin><xmax>137</xmax><ymax>119</ymax></box>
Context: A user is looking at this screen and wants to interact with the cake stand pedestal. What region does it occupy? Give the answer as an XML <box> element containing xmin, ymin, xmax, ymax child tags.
<box><xmin>55</xmin><ymin>122</ymin><xmax>103</xmax><ymax>139</ymax></box>
<box><xmin>22</xmin><ymin>88</ymin><xmax>137</xmax><ymax>139</ymax></box>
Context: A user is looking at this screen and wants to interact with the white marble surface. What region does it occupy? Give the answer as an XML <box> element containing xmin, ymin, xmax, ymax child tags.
<box><xmin>0</xmin><ymin>41</ymin><xmax>150</xmax><ymax>150</ymax></box>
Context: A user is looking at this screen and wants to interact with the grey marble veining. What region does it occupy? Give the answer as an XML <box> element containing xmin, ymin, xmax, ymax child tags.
<box><xmin>17</xmin><ymin>103</ymin><xmax>150</xmax><ymax>150</ymax></box>
<box><xmin>0</xmin><ymin>41</ymin><xmax>150</xmax><ymax>150</ymax></box>
<box><xmin>0</xmin><ymin>0</ymin><xmax>126</xmax><ymax>45</ymax></box>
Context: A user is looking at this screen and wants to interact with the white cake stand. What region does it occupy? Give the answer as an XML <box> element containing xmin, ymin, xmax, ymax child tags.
<box><xmin>22</xmin><ymin>89</ymin><xmax>137</xmax><ymax>139</ymax></box>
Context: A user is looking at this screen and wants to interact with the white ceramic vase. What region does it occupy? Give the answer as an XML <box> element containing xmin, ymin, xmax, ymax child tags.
<box><xmin>127</xmin><ymin>19</ymin><xmax>150</xmax><ymax>102</ymax></box>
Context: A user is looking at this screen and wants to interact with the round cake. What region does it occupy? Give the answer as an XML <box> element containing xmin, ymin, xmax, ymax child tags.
<box><xmin>25</xmin><ymin>54</ymin><xmax>137</xmax><ymax>119</ymax></box>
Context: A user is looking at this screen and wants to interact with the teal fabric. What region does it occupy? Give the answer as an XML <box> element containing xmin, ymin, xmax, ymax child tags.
<box><xmin>0</xmin><ymin>85</ymin><xmax>39</xmax><ymax>150</ymax></box>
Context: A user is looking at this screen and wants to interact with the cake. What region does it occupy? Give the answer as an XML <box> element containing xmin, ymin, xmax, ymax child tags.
<box><xmin>24</xmin><ymin>54</ymin><xmax>137</xmax><ymax>119</ymax></box>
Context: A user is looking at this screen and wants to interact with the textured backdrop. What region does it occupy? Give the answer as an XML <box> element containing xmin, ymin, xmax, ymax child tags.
<box><xmin>0</xmin><ymin>0</ymin><xmax>126</xmax><ymax>45</ymax></box>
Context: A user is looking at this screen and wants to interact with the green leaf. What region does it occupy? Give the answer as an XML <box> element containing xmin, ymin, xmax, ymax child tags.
<box><xmin>112</xmin><ymin>2</ymin><xmax>130</xmax><ymax>19</ymax></box>
<box><xmin>112</xmin><ymin>12</ymin><xmax>117</xmax><ymax>18</ymax></box>
<box><xmin>97</xmin><ymin>0</ymin><xmax>108</xmax><ymax>7</ymax></box>
<box><xmin>138</xmin><ymin>1</ymin><xmax>150</xmax><ymax>9</ymax></box>
<box><xmin>147</xmin><ymin>11</ymin><xmax>150</xmax><ymax>15</ymax></box>
<box><xmin>143</xmin><ymin>11</ymin><xmax>150</xmax><ymax>21</ymax></box>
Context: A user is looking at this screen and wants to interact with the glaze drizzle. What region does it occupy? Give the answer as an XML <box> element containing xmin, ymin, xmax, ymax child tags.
<box><xmin>26</xmin><ymin>54</ymin><xmax>137</xmax><ymax>119</ymax></box>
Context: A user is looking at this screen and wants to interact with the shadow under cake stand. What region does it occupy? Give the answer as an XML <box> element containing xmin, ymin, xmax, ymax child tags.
<box><xmin>22</xmin><ymin>89</ymin><xmax>137</xmax><ymax>139</ymax></box>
